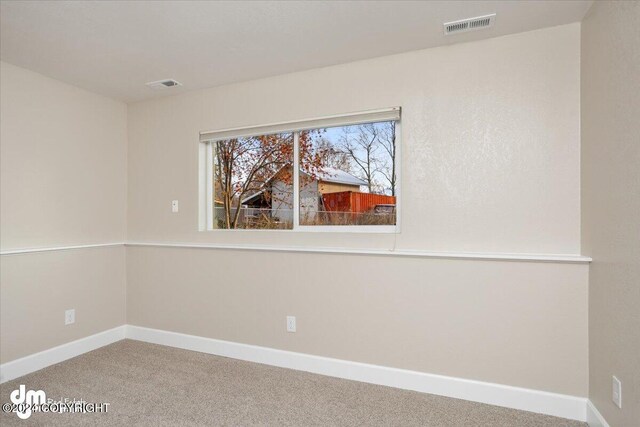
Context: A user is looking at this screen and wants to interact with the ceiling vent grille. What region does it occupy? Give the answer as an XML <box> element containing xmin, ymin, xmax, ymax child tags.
<box><xmin>444</xmin><ymin>14</ymin><xmax>495</xmax><ymax>35</ymax></box>
<box><xmin>145</xmin><ymin>79</ymin><xmax>182</xmax><ymax>89</ymax></box>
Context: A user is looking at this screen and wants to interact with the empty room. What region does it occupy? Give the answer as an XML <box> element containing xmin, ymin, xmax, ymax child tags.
<box><xmin>0</xmin><ymin>1</ymin><xmax>638</xmax><ymax>426</ymax></box>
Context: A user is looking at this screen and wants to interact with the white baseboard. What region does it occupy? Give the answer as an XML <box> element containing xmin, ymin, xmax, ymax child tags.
<box><xmin>0</xmin><ymin>326</ymin><xmax>126</xmax><ymax>384</ymax></box>
<box><xmin>0</xmin><ymin>324</ymin><xmax>588</xmax><ymax>422</ymax></box>
<box><xmin>587</xmin><ymin>400</ymin><xmax>611</xmax><ymax>427</ymax></box>
<box><xmin>126</xmin><ymin>325</ymin><xmax>587</xmax><ymax>422</ymax></box>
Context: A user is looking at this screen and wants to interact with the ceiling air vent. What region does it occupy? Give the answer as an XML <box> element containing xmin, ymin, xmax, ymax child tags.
<box><xmin>145</xmin><ymin>79</ymin><xmax>182</xmax><ymax>89</ymax></box>
<box><xmin>444</xmin><ymin>14</ymin><xmax>495</xmax><ymax>36</ymax></box>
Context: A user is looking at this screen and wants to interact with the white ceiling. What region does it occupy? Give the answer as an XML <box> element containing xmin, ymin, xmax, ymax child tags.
<box><xmin>0</xmin><ymin>1</ymin><xmax>593</xmax><ymax>103</ymax></box>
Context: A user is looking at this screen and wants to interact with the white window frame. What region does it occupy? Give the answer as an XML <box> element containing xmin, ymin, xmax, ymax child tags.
<box><xmin>199</xmin><ymin>107</ymin><xmax>401</xmax><ymax>233</ymax></box>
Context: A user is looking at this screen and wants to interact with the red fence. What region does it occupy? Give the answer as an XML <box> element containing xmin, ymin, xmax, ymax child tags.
<box><xmin>322</xmin><ymin>191</ymin><xmax>396</xmax><ymax>213</ymax></box>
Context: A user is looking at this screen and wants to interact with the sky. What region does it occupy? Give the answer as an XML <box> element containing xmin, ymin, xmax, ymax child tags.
<box><xmin>311</xmin><ymin>122</ymin><xmax>395</xmax><ymax>195</ymax></box>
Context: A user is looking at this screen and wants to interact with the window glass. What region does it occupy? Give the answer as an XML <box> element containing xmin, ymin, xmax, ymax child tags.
<box><xmin>299</xmin><ymin>121</ymin><xmax>397</xmax><ymax>226</ymax></box>
<box><xmin>213</xmin><ymin>133</ymin><xmax>293</xmax><ymax>229</ymax></box>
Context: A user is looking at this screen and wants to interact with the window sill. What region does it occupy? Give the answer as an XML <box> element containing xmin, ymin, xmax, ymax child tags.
<box><xmin>201</xmin><ymin>225</ymin><xmax>398</xmax><ymax>233</ymax></box>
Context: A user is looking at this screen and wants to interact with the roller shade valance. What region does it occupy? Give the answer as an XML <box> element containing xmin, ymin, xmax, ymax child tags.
<box><xmin>199</xmin><ymin>107</ymin><xmax>400</xmax><ymax>143</ymax></box>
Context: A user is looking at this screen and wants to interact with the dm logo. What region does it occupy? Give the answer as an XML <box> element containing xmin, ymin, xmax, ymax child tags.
<box><xmin>10</xmin><ymin>385</ymin><xmax>46</xmax><ymax>419</ymax></box>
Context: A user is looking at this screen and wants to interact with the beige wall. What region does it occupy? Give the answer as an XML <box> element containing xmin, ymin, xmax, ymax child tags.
<box><xmin>128</xmin><ymin>24</ymin><xmax>582</xmax><ymax>254</ymax></box>
<box><xmin>581</xmin><ymin>2</ymin><xmax>640</xmax><ymax>425</ymax></box>
<box><xmin>318</xmin><ymin>182</ymin><xmax>361</xmax><ymax>195</ymax></box>
<box><xmin>0</xmin><ymin>62</ymin><xmax>128</xmax><ymax>363</ymax></box>
<box><xmin>1</xmin><ymin>62</ymin><xmax>127</xmax><ymax>249</ymax></box>
<box><xmin>128</xmin><ymin>246</ymin><xmax>588</xmax><ymax>396</ymax></box>
<box><xmin>1</xmin><ymin>247</ymin><xmax>126</xmax><ymax>363</ymax></box>
<box><xmin>126</xmin><ymin>24</ymin><xmax>589</xmax><ymax>396</ymax></box>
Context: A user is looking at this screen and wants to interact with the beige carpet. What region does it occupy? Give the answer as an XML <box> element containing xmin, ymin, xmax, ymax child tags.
<box><xmin>0</xmin><ymin>340</ymin><xmax>585</xmax><ymax>426</ymax></box>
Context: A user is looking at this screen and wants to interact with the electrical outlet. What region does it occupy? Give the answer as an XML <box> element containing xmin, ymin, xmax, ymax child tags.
<box><xmin>612</xmin><ymin>376</ymin><xmax>622</xmax><ymax>408</ymax></box>
<box><xmin>65</xmin><ymin>309</ymin><xmax>75</xmax><ymax>325</ymax></box>
<box><xmin>286</xmin><ymin>316</ymin><xmax>296</xmax><ymax>333</ymax></box>
<box><xmin>171</xmin><ymin>200</ymin><xmax>179</xmax><ymax>213</ymax></box>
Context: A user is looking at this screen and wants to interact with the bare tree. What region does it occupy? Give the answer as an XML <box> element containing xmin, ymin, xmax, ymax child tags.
<box><xmin>376</xmin><ymin>121</ymin><xmax>397</xmax><ymax>196</ymax></box>
<box><xmin>313</xmin><ymin>137</ymin><xmax>352</xmax><ymax>172</ymax></box>
<box><xmin>339</xmin><ymin>124</ymin><xmax>380</xmax><ymax>193</ymax></box>
<box><xmin>214</xmin><ymin>130</ymin><xmax>325</xmax><ymax>229</ymax></box>
<box><xmin>215</xmin><ymin>134</ymin><xmax>292</xmax><ymax>229</ymax></box>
